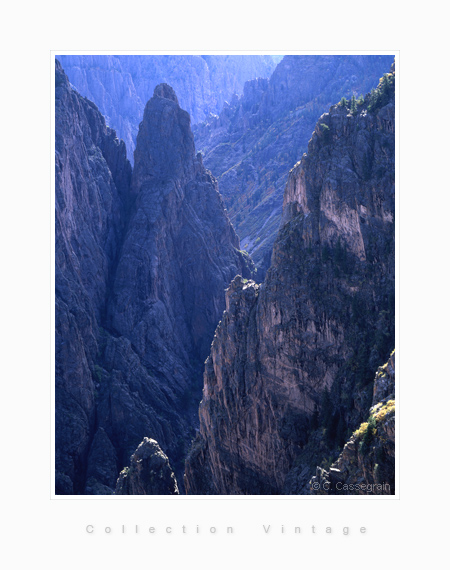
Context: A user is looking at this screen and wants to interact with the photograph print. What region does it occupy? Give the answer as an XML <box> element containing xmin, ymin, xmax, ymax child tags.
<box><xmin>55</xmin><ymin>53</ymin><xmax>395</xmax><ymax>496</ymax></box>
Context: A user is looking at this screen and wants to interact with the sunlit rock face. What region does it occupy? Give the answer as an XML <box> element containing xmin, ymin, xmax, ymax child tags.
<box><xmin>185</xmin><ymin>67</ymin><xmax>395</xmax><ymax>495</ymax></box>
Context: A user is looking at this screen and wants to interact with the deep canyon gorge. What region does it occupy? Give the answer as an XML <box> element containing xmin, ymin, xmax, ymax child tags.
<box><xmin>55</xmin><ymin>54</ymin><xmax>395</xmax><ymax>495</ymax></box>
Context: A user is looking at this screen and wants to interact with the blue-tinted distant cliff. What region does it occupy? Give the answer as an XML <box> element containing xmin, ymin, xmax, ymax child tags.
<box><xmin>194</xmin><ymin>55</ymin><xmax>394</xmax><ymax>276</ymax></box>
<box><xmin>58</xmin><ymin>55</ymin><xmax>277</xmax><ymax>164</ymax></box>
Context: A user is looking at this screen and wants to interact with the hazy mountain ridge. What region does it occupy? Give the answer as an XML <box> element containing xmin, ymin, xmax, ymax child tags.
<box><xmin>194</xmin><ymin>55</ymin><xmax>394</xmax><ymax>278</ymax></box>
<box><xmin>58</xmin><ymin>55</ymin><xmax>277</xmax><ymax>165</ymax></box>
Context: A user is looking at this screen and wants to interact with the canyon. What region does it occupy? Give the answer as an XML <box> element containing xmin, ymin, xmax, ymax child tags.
<box><xmin>55</xmin><ymin>56</ymin><xmax>395</xmax><ymax>495</ymax></box>
<box><xmin>185</xmin><ymin>66</ymin><xmax>395</xmax><ymax>494</ymax></box>
<box><xmin>60</xmin><ymin>55</ymin><xmax>392</xmax><ymax>278</ymax></box>
<box><xmin>58</xmin><ymin>55</ymin><xmax>279</xmax><ymax>165</ymax></box>
<box><xmin>193</xmin><ymin>55</ymin><xmax>394</xmax><ymax>276</ymax></box>
<box><xmin>55</xmin><ymin>60</ymin><xmax>252</xmax><ymax>494</ymax></box>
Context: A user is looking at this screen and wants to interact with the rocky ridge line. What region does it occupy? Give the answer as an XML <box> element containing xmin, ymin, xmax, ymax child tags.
<box><xmin>194</xmin><ymin>55</ymin><xmax>394</xmax><ymax>277</ymax></box>
<box><xmin>58</xmin><ymin>55</ymin><xmax>278</xmax><ymax>164</ymax></box>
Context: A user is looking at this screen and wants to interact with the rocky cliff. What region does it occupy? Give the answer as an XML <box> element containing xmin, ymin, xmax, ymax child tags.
<box><xmin>55</xmin><ymin>61</ymin><xmax>252</xmax><ymax>494</ymax></box>
<box><xmin>185</xmin><ymin>67</ymin><xmax>395</xmax><ymax>494</ymax></box>
<box><xmin>310</xmin><ymin>351</ymin><xmax>395</xmax><ymax>495</ymax></box>
<box><xmin>115</xmin><ymin>438</ymin><xmax>179</xmax><ymax>495</ymax></box>
<box><xmin>58</xmin><ymin>55</ymin><xmax>277</xmax><ymax>164</ymax></box>
<box><xmin>194</xmin><ymin>55</ymin><xmax>394</xmax><ymax>277</ymax></box>
<box><xmin>55</xmin><ymin>59</ymin><xmax>131</xmax><ymax>494</ymax></box>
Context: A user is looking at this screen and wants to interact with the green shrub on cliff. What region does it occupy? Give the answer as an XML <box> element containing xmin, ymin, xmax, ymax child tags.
<box><xmin>358</xmin><ymin>414</ymin><xmax>376</xmax><ymax>455</ymax></box>
<box><xmin>368</xmin><ymin>73</ymin><xmax>394</xmax><ymax>112</ymax></box>
<box><xmin>320</xmin><ymin>123</ymin><xmax>331</xmax><ymax>144</ymax></box>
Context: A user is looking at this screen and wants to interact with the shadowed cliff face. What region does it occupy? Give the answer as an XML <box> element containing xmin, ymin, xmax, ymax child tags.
<box><xmin>55</xmin><ymin>59</ymin><xmax>132</xmax><ymax>494</ymax></box>
<box><xmin>55</xmin><ymin>62</ymin><xmax>253</xmax><ymax>494</ymax></box>
<box><xmin>185</xmin><ymin>68</ymin><xmax>395</xmax><ymax>495</ymax></box>
<box><xmin>109</xmin><ymin>82</ymin><xmax>253</xmax><ymax>370</ymax></box>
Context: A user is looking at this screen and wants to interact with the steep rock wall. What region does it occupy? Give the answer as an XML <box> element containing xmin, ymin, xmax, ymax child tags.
<box><xmin>55</xmin><ymin>61</ymin><xmax>253</xmax><ymax>494</ymax></box>
<box><xmin>194</xmin><ymin>55</ymin><xmax>394</xmax><ymax>276</ymax></box>
<box><xmin>185</xmin><ymin>69</ymin><xmax>395</xmax><ymax>495</ymax></box>
<box><xmin>55</xmin><ymin>59</ymin><xmax>131</xmax><ymax>493</ymax></box>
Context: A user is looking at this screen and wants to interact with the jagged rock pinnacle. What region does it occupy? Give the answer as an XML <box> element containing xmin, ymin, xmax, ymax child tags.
<box><xmin>153</xmin><ymin>83</ymin><xmax>179</xmax><ymax>105</ymax></box>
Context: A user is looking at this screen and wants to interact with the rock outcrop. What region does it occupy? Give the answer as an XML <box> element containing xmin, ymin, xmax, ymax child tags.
<box><xmin>185</xmin><ymin>68</ymin><xmax>395</xmax><ymax>495</ymax></box>
<box><xmin>55</xmin><ymin>60</ymin><xmax>253</xmax><ymax>494</ymax></box>
<box><xmin>194</xmin><ymin>55</ymin><xmax>394</xmax><ymax>277</ymax></box>
<box><xmin>115</xmin><ymin>438</ymin><xmax>179</xmax><ymax>495</ymax></box>
<box><xmin>310</xmin><ymin>351</ymin><xmax>395</xmax><ymax>495</ymax></box>
<box><xmin>109</xmin><ymin>79</ymin><xmax>253</xmax><ymax>367</ymax></box>
<box><xmin>57</xmin><ymin>55</ymin><xmax>278</xmax><ymax>164</ymax></box>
